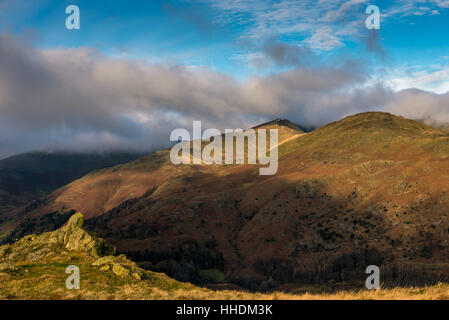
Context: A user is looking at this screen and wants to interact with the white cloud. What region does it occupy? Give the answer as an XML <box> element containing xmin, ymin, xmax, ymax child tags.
<box><xmin>385</xmin><ymin>89</ymin><xmax>449</xmax><ymax>125</ymax></box>
<box><xmin>1</xmin><ymin>33</ymin><xmax>449</xmax><ymax>158</ymax></box>
<box><xmin>206</xmin><ymin>0</ymin><xmax>367</xmax><ymax>51</ymax></box>
<box><xmin>387</xmin><ymin>67</ymin><xmax>449</xmax><ymax>94</ymax></box>
<box><xmin>206</xmin><ymin>0</ymin><xmax>449</xmax><ymax>53</ymax></box>
<box><xmin>205</xmin><ymin>0</ymin><xmax>449</xmax><ymax>53</ymax></box>
<box><xmin>433</xmin><ymin>0</ymin><xmax>449</xmax><ymax>8</ymax></box>
<box><xmin>303</xmin><ymin>27</ymin><xmax>344</xmax><ymax>51</ymax></box>
<box><xmin>383</xmin><ymin>0</ymin><xmax>449</xmax><ymax>18</ymax></box>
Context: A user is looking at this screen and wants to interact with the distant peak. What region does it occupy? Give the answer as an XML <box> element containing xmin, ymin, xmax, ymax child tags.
<box><xmin>340</xmin><ymin>112</ymin><xmax>424</xmax><ymax>125</ymax></box>
<box><xmin>318</xmin><ymin>111</ymin><xmax>442</xmax><ymax>138</ymax></box>
<box><xmin>252</xmin><ymin>118</ymin><xmax>304</xmax><ymax>132</ymax></box>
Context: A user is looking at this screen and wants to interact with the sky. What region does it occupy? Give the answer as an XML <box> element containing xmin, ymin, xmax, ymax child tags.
<box><xmin>1</xmin><ymin>0</ymin><xmax>449</xmax><ymax>158</ymax></box>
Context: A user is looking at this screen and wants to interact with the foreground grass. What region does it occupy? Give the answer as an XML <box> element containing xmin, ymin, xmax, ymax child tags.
<box><xmin>1</xmin><ymin>254</ymin><xmax>449</xmax><ymax>300</ymax></box>
<box><xmin>1</xmin><ymin>213</ymin><xmax>448</xmax><ymax>300</ymax></box>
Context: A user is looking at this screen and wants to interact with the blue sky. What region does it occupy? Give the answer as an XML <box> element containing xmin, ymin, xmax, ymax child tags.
<box><xmin>1</xmin><ymin>0</ymin><xmax>449</xmax><ymax>158</ymax></box>
<box><xmin>2</xmin><ymin>0</ymin><xmax>449</xmax><ymax>82</ymax></box>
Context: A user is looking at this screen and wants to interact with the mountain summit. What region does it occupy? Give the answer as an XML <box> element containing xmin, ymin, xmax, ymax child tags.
<box><xmin>3</xmin><ymin>112</ymin><xmax>449</xmax><ymax>290</ymax></box>
<box><xmin>252</xmin><ymin>118</ymin><xmax>304</xmax><ymax>131</ymax></box>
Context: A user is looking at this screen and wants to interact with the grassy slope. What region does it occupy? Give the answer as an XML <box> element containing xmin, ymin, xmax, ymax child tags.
<box><xmin>1</xmin><ymin>213</ymin><xmax>449</xmax><ymax>300</ymax></box>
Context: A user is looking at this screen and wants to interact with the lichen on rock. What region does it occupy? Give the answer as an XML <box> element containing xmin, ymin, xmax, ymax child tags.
<box><xmin>92</xmin><ymin>255</ymin><xmax>143</xmax><ymax>281</ymax></box>
<box><xmin>92</xmin><ymin>256</ymin><xmax>116</xmax><ymax>267</ymax></box>
<box><xmin>0</xmin><ymin>213</ymin><xmax>145</xmax><ymax>282</ymax></box>
<box><xmin>112</xmin><ymin>263</ymin><xmax>130</xmax><ymax>278</ymax></box>
<box><xmin>41</xmin><ymin>212</ymin><xmax>116</xmax><ymax>257</ymax></box>
<box><xmin>100</xmin><ymin>265</ymin><xmax>110</xmax><ymax>272</ymax></box>
<box><xmin>0</xmin><ymin>212</ymin><xmax>116</xmax><ymax>265</ymax></box>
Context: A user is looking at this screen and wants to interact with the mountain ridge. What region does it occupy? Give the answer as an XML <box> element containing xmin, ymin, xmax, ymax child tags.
<box><xmin>0</xmin><ymin>151</ymin><xmax>146</xmax><ymax>216</ymax></box>
<box><xmin>3</xmin><ymin>112</ymin><xmax>449</xmax><ymax>290</ymax></box>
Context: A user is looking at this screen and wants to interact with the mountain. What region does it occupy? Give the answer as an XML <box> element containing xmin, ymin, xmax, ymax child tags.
<box><xmin>4</xmin><ymin>112</ymin><xmax>449</xmax><ymax>291</ymax></box>
<box><xmin>0</xmin><ymin>151</ymin><xmax>146</xmax><ymax>215</ymax></box>
<box><xmin>2</xmin><ymin>212</ymin><xmax>449</xmax><ymax>299</ymax></box>
<box><xmin>253</xmin><ymin>118</ymin><xmax>312</xmax><ymax>132</ymax></box>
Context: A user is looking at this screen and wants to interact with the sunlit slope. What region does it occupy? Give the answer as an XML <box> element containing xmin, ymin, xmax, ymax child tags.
<box><xmin>6</xmin><ymin>112</ymin><xmax>449</xmax><ymax>289</ymax></box>
<box><xmin>11</xmin><ymin>120</ymin><xmax>303</xmax><ymax>220</ymax></box>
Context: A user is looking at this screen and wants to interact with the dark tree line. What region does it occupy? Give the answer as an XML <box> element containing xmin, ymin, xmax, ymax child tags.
<box><xmin>126</xmin><ymin>238</ymin><xmax>224</xmax><ymax>284</ymax></box>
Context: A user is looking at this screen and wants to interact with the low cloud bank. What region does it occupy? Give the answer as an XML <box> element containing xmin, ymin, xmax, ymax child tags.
<box><xmin>0</xmin><ymin>34</ymin><xmax>448</xmax><ymax>158</ymax></box>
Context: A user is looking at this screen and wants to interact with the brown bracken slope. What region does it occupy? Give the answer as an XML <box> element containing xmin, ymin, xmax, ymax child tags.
<box><xmin>4</xmin><ymin>112</ymin><xmax>449</xmax><ymax>290</ymax></box>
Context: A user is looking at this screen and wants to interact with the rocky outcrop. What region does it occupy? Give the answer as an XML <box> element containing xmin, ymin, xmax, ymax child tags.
<box><xmin>0</xmin><ymin>212</ymin><xmax>115</xmax><ymax>263</ymax></box>
<box><xmin>40</xmin><ymin>212</ymin><xmax>116</xmax><ymax>257</ymax></box>
<box><xmin>91</xmin><ymin>255</ymin><xmax>143</xmax><ymax>280</ymax></box>
<box><xmin>0</xmin><ymin>213</ymin><xmax>146</xmax><ymax>282</ymax></box>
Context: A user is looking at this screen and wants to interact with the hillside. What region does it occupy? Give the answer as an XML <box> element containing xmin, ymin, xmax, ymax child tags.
<box><xmin>4</xmin><ymin>112</ymin><xmax>449</xmax><ymax>291</ymax></box>
<box><xmin>0</xmin><ymin>151</ymin><xmax>145</xmax><ymax>216</ymax></box>
<box><xmin>0</xmin><ymin>212</ymin><xmax>234</xmax><ymax>299</ymax></box>
<box><xmin>1</xmin><ymin>212</ymin><xmax>449</xmax><ymax>300</ymax></box>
